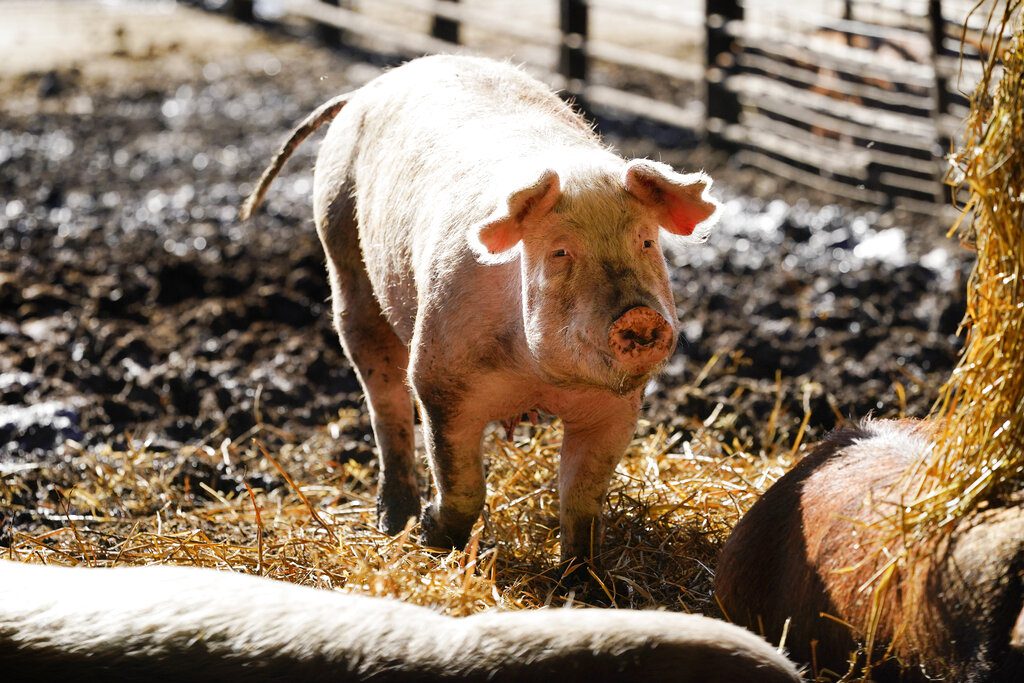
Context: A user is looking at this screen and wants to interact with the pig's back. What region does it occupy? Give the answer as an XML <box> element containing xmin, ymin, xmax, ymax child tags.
<box><xmin>357</xmin><ymin>55</ymin><xmax>595</xmax><ymax>161</ymax></box>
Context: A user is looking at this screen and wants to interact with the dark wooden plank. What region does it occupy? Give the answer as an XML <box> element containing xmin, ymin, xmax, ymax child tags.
<box><xmin>227</xmin><ymin>0</ymin><xmax>253</xmax><ymax>22</ymax></box>
<box><xmin>385</xmin><ymin>0</ymin><xmax>561</xmax><ymax>46</ymax></box>
<box><xmin>728</xmin><ymin>74</ymin><xmax>937</xmax><ymax>144</ymax></box>
<box><xmin>724</xmin><ymin>124</ymin><xmax>871</xmax><ymax>180</ymax></box>
<box><xmin>586</xmin><ymin>41</ymin><xmax>702</xmax><ymax>81</ymax></box>
<box><xmin>878</xmin><ymin>169</ymin><xmax>943</xmax><ymax>200</ymax></box>
<box><xmin>285</xmin><ymin>0</ymin><xmax>469</xmax><ymax>56</ymax></box>
<box><xmin>733</xmin><ymin>149</ymin><xmax>888</xmax><ymax>204</ymax></box>
<box><xmin>734</xmin><ymin>24</ymin><xmax>936</xmax><ymax>88</ymax></box>
<box><xmin>738</xmin><ymin>109</ymin><xmax>941</xmax><ymax>177</ymax></box>
<box><xmin>737</xmin><ymin>50</ymin><xmax>934</xmax><ymax>115</ymax></box>
<box><xmin>585</xmin><ymin>84</ymin><xmax>703</xmax><ymax>129</ymax></box>
<box><xmin>317</xmin><ymin>0</ymin><xmax>342</xmax><ymax>46</ymax></box>
<box><xmin>431</xmin><ymin>0</ymin><xmax>460</xmax><ymax>44</ymax></box>
<box><xmin>588</xmin><ymin>0</ymin><xmax>704</xmax><ymax>28</ymax></box>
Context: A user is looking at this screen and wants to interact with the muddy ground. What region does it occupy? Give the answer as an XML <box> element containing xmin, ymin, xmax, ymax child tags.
<box><xmin>1</xmin><ymin>5</ymin><xmax>970</xmax><ymax>529</ymax></box>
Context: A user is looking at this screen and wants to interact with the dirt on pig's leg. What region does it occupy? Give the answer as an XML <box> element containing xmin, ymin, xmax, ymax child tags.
<box><xmin>557</xmin><ymin>395</ymin><xmax>640</xmax><ymax>569</ymax></box>
<box><xmin>415</xmin><ymin>387</ymin><xmax>488</xmax><ymax>550</ymax></box>
<box><xmin>316</xmin><ymin>192</ymin><xmax>421</xmax><ymax>535</ymax></box>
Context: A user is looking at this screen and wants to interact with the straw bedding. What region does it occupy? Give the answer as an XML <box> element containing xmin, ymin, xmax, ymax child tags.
<box><xmin>0</xmin><ymin>413</ymin><xmax>791</xmax><ymax>615</ymax></box>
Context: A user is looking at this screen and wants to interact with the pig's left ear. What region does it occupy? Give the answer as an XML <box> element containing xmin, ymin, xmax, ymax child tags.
<box><xmin>624</xmin><ymin>160</ymin><xmax>720</xmax><ymax>241</ymax></box>
<box><xmin>469</xmin><ymin>169</ymin><xmax>561</xmax><ymax>265</ymax></box>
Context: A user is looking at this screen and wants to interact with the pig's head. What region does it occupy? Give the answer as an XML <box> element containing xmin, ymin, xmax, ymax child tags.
<box><xmin>469</xmin><ymin>157</ymin><xmax>719</xmax><ymax>394</ymax></box>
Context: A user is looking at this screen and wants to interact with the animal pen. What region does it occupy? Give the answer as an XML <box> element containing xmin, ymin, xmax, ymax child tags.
<box><xmin>196</xmin><ymin>0</ymin><xmax>1006</xmax><ymax>211</ymax></box>
<box><xmin>2</xmin><ymin>0</ymin><xmax>1022</xmax><ymax>680</ymax></box>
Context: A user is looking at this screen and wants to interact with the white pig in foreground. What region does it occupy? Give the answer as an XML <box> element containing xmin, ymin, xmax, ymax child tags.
<box><xmin>0</xmin><ymin>561</ymin><xmax>802</xmax><ymax>682</ymax></box>
<box><xmin>242</xmin><ymin>55</ymin><xmax>719</xmax><ymax>565</ymax></box>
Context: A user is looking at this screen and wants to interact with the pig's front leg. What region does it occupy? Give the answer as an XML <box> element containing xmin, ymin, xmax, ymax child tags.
<box><xmin>415</xmin><ymin>389</ymin><xmax>487</xmax><ymax>550</ymax></box>
<box><xmin>558</xmin><ymin>397</ymin><xmax>640</xmax><ymax>566</ymax></box>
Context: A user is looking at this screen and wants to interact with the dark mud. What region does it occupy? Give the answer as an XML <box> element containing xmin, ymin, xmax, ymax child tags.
<box><xmin>1</xmin><ymin>14</ymin><xmax>969</xmax><ymax>486</ymax></box>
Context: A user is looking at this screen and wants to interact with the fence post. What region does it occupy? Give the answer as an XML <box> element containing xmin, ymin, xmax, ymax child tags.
<box><xmin>705</xmin><ymin>0</ymin><xmax>743</xmax><ymax>149</ymax></box>
<box><xmin>843</xmin><ymin>0</ymin><xmax>854</xmax><ymax>45</ymax></box>
<box><xmin>928</xmin><ymin>0</ymin><xmax>952</xmax><ymax>203</ymax></box>
<box><xmin>432</xmin><ymin>0</ymin><xmax>461</xmax><ymax>44</ymax></box>
<box><xmin>227</xmin><ymin>0</ymin><xmax>254</xmax><ymax>22</ymax></box>
<box><xmin>559</xmin><ymin>0</ymin><xmax>589</xmax><ymax>112</ymax></box>
<box><xmin>317</xmin><ymin>0</ymin><xmax>343</xmax><ymax>47</ymax></box>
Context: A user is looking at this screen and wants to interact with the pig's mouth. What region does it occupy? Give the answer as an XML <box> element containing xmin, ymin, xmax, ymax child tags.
<box><xmin>570</xmin><ymin>331</ymin><xmax>663</xmax><ymax>395</ymax></box>
<box><xmin>574</xmin><ymin>332</ymin><xmax>616</xmax><ymax>367</ymax></box>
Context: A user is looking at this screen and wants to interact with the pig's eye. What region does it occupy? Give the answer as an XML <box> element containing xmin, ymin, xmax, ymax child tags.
<box><xmin>642</xmin><ymin>239</ymin><xmax>655</xmax><ymax>249</ymax></box>
<box><xmin>551</xmin><ymin>248</ymin><xmax>569</xmax><ymax>258</ymax></box>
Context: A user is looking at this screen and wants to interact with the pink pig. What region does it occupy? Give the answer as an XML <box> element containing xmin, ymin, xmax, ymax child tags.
<box><xmin>242</xmin><ymin>55</ymin><xmax>719</xmax><ymax>566</ymax></box>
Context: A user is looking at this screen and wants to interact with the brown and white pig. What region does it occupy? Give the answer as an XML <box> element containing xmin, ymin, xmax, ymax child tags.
<box><xmin>715</xmin><ymin>419</ymin><xmax>1024</xmax><ymax>682</ymax></box>
<box><xmin>241</xmin><ymin>55</ymin><xmax>719</xmax><ymax>564</ymax></box>
<box><xmin>0</xmin><ymin>560</ymin><xmax>803</xmax><ymax>682</ymax></box>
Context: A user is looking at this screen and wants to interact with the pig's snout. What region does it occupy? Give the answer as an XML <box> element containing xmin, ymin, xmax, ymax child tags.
<box><xmin>608</xmin><ymin>306</ymin><xmax>674</xmax><ymax>369</ymax></box>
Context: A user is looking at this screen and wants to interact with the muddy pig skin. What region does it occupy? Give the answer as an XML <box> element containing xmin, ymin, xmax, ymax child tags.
<box><xmin>242</xmin><ymin>55</ymin><xmax>720</xmax><ymax>563</ymax></box>
<box><xmin>0</xmin><ymin>561</ymin><xmax>803</xmax><ymax>682</ymax></box>
<box><xmin>715</xmin><ymin>419</ymin><xmax>1024</xmax><ymax>682</ymax></box>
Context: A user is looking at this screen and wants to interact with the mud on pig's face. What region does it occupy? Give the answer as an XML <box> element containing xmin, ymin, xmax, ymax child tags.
<box><xmin>470</xmin><ymin>159</ymin><xmax>720</xmax><ymax>394</ymax></box>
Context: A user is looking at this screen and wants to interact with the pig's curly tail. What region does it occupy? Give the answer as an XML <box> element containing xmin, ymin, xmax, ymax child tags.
<box><xmin>239</xmin><ymin>92</ymin><xmax>352</xmax><ymax>221</ymax></box>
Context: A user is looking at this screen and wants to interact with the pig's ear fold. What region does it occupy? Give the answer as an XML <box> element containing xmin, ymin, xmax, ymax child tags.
<box><xmin>469</xmin><ymin>169</ymin><xmax>561</xmax><ymax>265</ymax></box>
<box><xmin>624</xmin><ymin>160</ymin><xmax>720</xmax><ymax>242</ymax></box>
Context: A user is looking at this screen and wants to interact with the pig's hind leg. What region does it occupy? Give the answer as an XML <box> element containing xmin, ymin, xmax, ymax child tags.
<box><xmin>315</xmin><ymin>190</ymin><xmax>421</xmax><ymax>535</ymax></box>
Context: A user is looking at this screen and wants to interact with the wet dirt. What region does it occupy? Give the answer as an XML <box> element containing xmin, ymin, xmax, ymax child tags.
<box><xmin>1</xmin><ymin>5</ymin><xmax>969</xmax><ymax>485</ymax></box>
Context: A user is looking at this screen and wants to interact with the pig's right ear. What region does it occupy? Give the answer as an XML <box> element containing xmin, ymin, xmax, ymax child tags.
<box><xmin>469</xmin><ymin>170</ymin><xmax>561</xmax><ymax>265</ymax></box>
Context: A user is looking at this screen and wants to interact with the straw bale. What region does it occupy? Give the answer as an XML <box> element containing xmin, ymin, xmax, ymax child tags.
<box><xmin>857</xmin><ymin>2</ymin><xmax>1024</xmax><ymax>673</ymax></box>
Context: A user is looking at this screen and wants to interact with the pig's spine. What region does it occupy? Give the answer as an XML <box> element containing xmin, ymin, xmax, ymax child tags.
<box><xmin>239</xmin><ymin>92</ymin><xmax>353</xmax><ymax>221</ymax></box>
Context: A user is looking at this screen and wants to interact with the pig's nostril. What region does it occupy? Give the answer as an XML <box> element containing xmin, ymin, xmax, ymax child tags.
<box><xmin>616</xmin><ymin>326</ymin><xmax>661</xmax><ymax>347</ymax></box>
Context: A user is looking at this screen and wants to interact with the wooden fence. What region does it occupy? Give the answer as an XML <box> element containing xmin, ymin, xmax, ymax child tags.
<box><xmin>195</xmin><ymin>0</ymin><xmax>1015</xmax><ymax>212</ymax></box>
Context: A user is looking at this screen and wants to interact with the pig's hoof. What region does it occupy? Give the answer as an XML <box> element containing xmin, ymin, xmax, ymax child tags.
<box><xmin>544</xmin><ymin>558</ymin><xmax>592</xmax><ymax>587</ymax></box>
<box><xmin>540</xmin><ymin>559</ymin><xmax>626</xmax><ymax>602</ymax></box>
<box><xmin>376</xmin><ymin>488</ymin><xmax>421</xmax><ymax>536</ymax></box>
<box><xmin>418</xmin><ymin>504</ymin><xmax>473</xmax><ymax>550</ymax></box>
